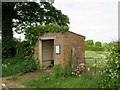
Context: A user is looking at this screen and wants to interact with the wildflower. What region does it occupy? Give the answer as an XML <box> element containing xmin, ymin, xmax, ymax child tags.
<box><xmin>75</xmin><ymin>69</ymin><xmax>79</xmax><ymax>71</ymax></box>
<box><xmin>71</xmin><ymin>72</ymin><xmax>74</xmax><ymax>74</ymax></box>
<box><xmin>2</xmin><ymin>83</ymin><xmax>6</xmax><ymax>87</ymax></box>
<box><xmin>76</xmin><ymin>66</ymin><xmax>79</xmax><ymax>69</ymax></box>
<box><xmin>2</xmin><ymin>64</ymin><xmax>7</xmax><ymax>68</ymax></box>
<box><xmin>93</xmin><ymin>64</ymin><xmax>96</xmax><ymax>67</ymax></box>
<box><xmin>109</xmin><ymin>69</ymin><xmax>112</xmax><ymax>72</ymax></box>
<box><xmin>81</xmin><ymin>65</ymin><xmax>84</xmax><ymax>68</ymax></box>
<box><xmin>87</xmin><ymin>68</ymin><xmax>90</xmax><ymax>71</ymax></box>
<box><xmin>80</xmin><ymin>63</ymin><xmax>85</xmax><ymax>66</ymax></box>
<box><xmin>77</xmin><ymin>71</ymin><xmax>79</xmax><ymax>74</ymax></box>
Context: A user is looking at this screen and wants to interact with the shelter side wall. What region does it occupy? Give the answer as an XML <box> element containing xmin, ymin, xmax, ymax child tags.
<box><xmin>63</xmin><ymin>32</ymin><xmax>85</xmax><ymax>66</ymax></box>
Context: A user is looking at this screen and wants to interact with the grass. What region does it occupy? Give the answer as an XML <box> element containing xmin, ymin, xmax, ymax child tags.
<box><xmin>23</xmin><ymin>75</ymin><xmax>99</xmax><ymax>88</ymax></box>
<box><xmin>23</xmin><ymin>64</ymin><xmax>103</xmax><ymax>88</ymax></box>
<box><xmin>85</xmin><ymin>51</ymin><xmax>103</xmax><ymax>57</ymax></box>
<box><xmin>3</xmin><ymin>50</ymin><xmax>118</xmax><ymax>88</ymax></box>
<box><xmin>6</xmin><ymin>77</ymin><xmax>19</xmax><ymax>81</ymax></box>
<box><xmin>85</xmin><ymin>51</ymin><xmax>108</xmax><ymax>68</ymax></box>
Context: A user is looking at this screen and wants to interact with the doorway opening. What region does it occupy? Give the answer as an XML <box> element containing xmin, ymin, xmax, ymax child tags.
<box><xmin>42</xmin><ymin>39</ymin><xmax>54</xmax><ymax>69</ymax></box>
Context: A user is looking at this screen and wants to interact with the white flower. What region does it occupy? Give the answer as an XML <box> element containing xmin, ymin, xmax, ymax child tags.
<box><xmin>76</xmin><ymin>66</ymin><xmax>79</xmax><ymax>69</ymax></box>
<box><xmin>77</xmin><ymin>71</ymin><xmax>79</xmax><ymax>74</ymax></box>
<box><xmin>87</xmin><ymin>68</ymin><xmax>90</xmax><ymax>71</ymax></box>
<box><xmin>109</xmin><ymin>69</ymin><xmax>112</xmax><ymax>72</ymax></box>
<box><xmin>2</xmin><ymin>83</ymin><xmax>6</xmax><ymax>87</ymax></box>
<box><xmin>93</xmin><ymin>64</ymin><xmax>96</xmax><ymax>67</ymax></box>
<box><xmin>80</xmin><ymin>63</ymin><xmax>85</xmax><ymax>66</ymax></box>
<box><xmin>71</xmin><ymin>72</ymin><xmax>74</xmax><ymax>74</ymax></box>
<box><xmin>2</xmin><ymin>64</ymin><xmax>7</xmax><ymax>68</ymax></box>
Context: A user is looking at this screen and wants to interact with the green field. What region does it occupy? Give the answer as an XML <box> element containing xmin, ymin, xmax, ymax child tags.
<box><xmin>85</xmin><ymin>51</ymin><xmax>104</xmax><ymax>57</ymax></box>
<box><xmin>85</xmin><ymin>51</ymin><xmax>107</xmax><ymax>69</ymax></box>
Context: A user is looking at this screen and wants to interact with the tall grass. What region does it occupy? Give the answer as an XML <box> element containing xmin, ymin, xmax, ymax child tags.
<box><xmin>2</xmin><ymin>58</ymin><xmax>39</xmax><ymax>77</ymax></box>
<box><xmin>23</xmin><ymin>65</ymin><xmax>101</xmax><ymax>88</ymax></box>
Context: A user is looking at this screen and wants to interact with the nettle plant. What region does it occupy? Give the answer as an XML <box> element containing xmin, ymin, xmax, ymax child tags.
<box><xmin>23</xmin><ymin>24</ymin><xmax>69</xmax><ymax>59</ymax></box>
<box><xmin>99</xmin><ymin>41</ymin><xmax>120</xmax><ymax>88</ymax></box>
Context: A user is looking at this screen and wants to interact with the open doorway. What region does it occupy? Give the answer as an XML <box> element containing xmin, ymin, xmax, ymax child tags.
<box><xmin>42</xmin><ymin>39</ymin><xmax>54</xmax><ymax>68</ymax></box>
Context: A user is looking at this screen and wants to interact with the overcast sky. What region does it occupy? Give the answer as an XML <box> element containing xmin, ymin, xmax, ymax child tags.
<box><xmin>14</xmin><ymin>0</ymin><xmax>119</xmax><ymax>43</ymax></box>
<box><xmin>53</xmin><ymin>0</ymin><xmax>119</xmax><ymax>43</ymax></box>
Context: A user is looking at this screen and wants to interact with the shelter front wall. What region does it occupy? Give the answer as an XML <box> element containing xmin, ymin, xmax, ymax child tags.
<box><xmin>40</xmin><ymin>32</ymin><xmax>64</xmax><ymax>66</ymax></box>
<box><xmin>54</xmin><ymin>35</ymin><xmax>64</xmax><ymax>66</ymax></box>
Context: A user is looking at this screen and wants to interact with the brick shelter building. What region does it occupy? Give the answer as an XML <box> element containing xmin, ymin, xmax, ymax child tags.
<box><xmin>34</xmin><ymin>31</ymin><xmax>85</xmax><ymax>68</ymax></box>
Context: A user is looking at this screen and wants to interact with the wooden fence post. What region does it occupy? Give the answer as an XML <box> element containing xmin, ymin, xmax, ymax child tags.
<box><xmin>71</xmin><ymin>48</ymin><xmax>77</xmax><ymax>70</ymax></box>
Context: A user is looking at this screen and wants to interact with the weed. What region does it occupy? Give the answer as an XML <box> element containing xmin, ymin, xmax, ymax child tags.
<box><xmin>2</xmin><ymin>58</ymin><xmax>39</xmax><ymax>77</ymax></box>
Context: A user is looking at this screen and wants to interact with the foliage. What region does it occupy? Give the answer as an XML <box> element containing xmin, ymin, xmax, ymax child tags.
<box><xmin>95</xmin><ymin>41</ymin><xmax>102</xmax><ymax>47</ymax></box>
<box><xmin>23</xmin><ymin>41</ymin><xmax>120</xmax><ymax>88</ymax></box>
<box><xmin>97</xmin><ymin>41</ymin><xmax>120</xmax><ymax>88</ymax></box>
<box><xmin>25</xmin><ymin>24</ymin><xmax>69</xmax><ymax>44</ymax></box>
<box><xmin>22</xmin><ymin>24</ymin><xmax>69</xmax><ymax>59</ymax></box>
<box><xmin>23</xmin><ymin>75</ymin><xmax>100</xmax><ymax>88</ymax></box>
<box><xmin>51</xmin><ymin>64</ymin><xmax>73</xmax><ymax>77</ymax></box>
<box><xmin>2</xmin><ymin>39</ymin><xmax>17</xmax><ymax>59</ymax></box>
<box><xmin>15</xmin><ymin>41</ymin><xmax>34</xmax><ymax>60</ymax></box>
<box><xmin>85</xmin><ymin>40</ymin><xmax>94</xmax><ymax>46</ymax></box>
<box><xmin>85</xmin><ymin>40</ymin><xmax>104</xmax><ymax>51</ymax></box>
<box><xmin>23</xmin><ymin>65</ymin><xmax>101</xmax><ymax>88</ymax></box>
<box><xmin>2</xmin><ymin>58</ymin><xmax>39</xmax><ymax>77</ymax></box>
<box><xmin>2</xmin><ymin>2</ymin><xmax>70</xmax><ymax>59</ymax></box>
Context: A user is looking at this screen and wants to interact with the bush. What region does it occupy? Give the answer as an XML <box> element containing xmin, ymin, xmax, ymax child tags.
<box><xmin>15</xmin><ymin>41</ymin><xmax>34</xmax><ymax>60</ymax></box>
<box><xmin>95</xmin><ymin>41</ymin><xmax>102</xmax><ymax>47</ymax></box>
<box><xmin>2</xmin><ymin>58</ymin><xmax>39</xmax><ymax>77</ymax></box>
<box><xmin>51</xmin><ymin>64</ymin><xmax>73</xmax><ymax>77</ymax></box>
<box><xmin>96</xmin><ymin>41</ymin><xmax>120</xmax><ymax>88</ymax></box>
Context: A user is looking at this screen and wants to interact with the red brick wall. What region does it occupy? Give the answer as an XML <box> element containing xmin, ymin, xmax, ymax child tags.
<box><xmin>62</xmin><ymin>32</ymin><xmax>85</xmax><ymax>66</ymax></box>
<box><xmin>34</xmin><ymin>31</ymin><xmax>85</xmax><ymax>67</ymax></box>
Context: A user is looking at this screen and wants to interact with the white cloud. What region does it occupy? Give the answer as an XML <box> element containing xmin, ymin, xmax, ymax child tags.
<box><xmin>53</xmin><ymin>0</ymin><xmax>119</xmax><ymax>43</ymax></box>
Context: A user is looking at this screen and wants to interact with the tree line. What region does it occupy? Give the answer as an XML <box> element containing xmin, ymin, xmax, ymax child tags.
<box><xmin>85</xmin><ymin>40</ymin><xmax>104</xmax><ymax>51</ymax></box>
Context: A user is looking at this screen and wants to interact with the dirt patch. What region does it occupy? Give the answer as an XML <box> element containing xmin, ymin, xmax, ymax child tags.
<box><xmin>1</xmin><ymin>70</ymin><xmax>51</xmax><ymax>88</ymax></box>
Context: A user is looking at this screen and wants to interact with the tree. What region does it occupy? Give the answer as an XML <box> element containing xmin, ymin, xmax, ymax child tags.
<box><xmin>85</xmin><ymin>40</ymin><xmax>94</xmax><ymax>46</ymax></box>
<box><xmin>95</xmin><ymin>41</ymin><xmax>102</xmax><ymax>47</ymax></box>
<box><xmin>2</xmin><ymin>2</ymin><xmax>70</xmax><ymax>58</ymax></box>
